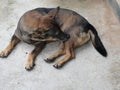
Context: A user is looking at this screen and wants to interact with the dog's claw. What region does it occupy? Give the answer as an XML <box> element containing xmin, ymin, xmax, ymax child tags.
<box><xmin>25</xmin><ymin>63</ymin><xmax>35</xmax><ymax>71</ymax></box>
<box><xmin>0</xmin><ymin>55</ymin><xmax>7</xmax><ymax>58</ymax></box>
<box><xmin>0</xmin><ymin>51</ymin><xmax>8</xmax><ymax>58</ymax></box>
<box><xmin>44</xmin><ymin>58</ymin><xmax>54</xmax><ymax>63</ymax></box>
<box><xmin>53</xmin><ymin>64</ymin><xmax>62</xmax><ymax>69</ymax></box>
<box><xmin>25</xmin><ymin>67</ymin><xmax>33</xmax><ymax>71</ymax></box>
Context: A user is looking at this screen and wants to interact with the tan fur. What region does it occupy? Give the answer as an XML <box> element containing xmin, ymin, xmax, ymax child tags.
<box><xmin>25</xmin><ymin>53</ymin><xmax>35</xmax><ymax>70</ymax></box>
<box><xmin>74</xmin><ymin>32</ymin><xmax>90</xmax><ymax>48</ymax></box>
<box><xmin>88</xmin><ymin>30</ymin><xmax>95</xmax><ymax>44</ymax></box>
<box><xmin>25</xmin><ymin>43</ymin><xmax>46</xmax><ymax>70</ymax></box>
<box><xmin>0</xmin><ymin>35</ymin><xmax>20</xmax><ymax>57</ymax></box>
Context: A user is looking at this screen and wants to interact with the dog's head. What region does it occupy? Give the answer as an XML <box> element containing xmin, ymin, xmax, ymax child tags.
<box><xmin>31</xmin><ymin>7</ymin><xmax>70</xmax><ymax>42</ymax></box>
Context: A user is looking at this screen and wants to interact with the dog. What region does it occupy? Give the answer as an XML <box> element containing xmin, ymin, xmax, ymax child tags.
<box><xmin>0</xmin><ymin>7</ymin><xmax>107</xmax><ymax>71</ymax></box>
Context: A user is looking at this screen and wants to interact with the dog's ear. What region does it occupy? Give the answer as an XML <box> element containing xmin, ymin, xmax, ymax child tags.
<box><xmin>47</xmin><ymin>6</ymin><xmax>60</xmax><ymax>19</ymax></box>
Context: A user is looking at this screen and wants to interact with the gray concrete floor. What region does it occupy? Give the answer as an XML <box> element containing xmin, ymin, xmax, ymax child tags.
<box><xmin>0</xmin><ymin>0</ymin><xmax>120</xmax><ymax>90</ymax></box>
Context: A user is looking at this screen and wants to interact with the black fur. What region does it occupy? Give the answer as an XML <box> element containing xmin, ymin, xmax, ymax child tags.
<box><xmin>88</xmin><ymin>24</ymin><xmax>107</xmax><ymax>57</ymax></box>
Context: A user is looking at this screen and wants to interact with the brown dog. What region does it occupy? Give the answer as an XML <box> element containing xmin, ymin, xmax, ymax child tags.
<box><xmin>0</xmin><ymin>7</ymin><xmax>107</xmax><ymax>71</ymax></box>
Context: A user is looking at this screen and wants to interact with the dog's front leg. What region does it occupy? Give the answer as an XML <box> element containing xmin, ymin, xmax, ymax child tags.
<box><xmin>0</xmin><ymin>34</ymin><xmax>20</xmax><ymax>58</ymax></box>
<box><xmin>25</xmin><ymin>42</ymin><xmax>46</xmax><ymax>71</ymax></box>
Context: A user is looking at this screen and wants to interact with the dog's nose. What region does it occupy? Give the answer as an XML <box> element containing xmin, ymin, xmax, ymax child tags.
<box><xmin>62</xmin><ymin>33</ymin><xmax>70</xmax><ymax>42</ymax></box>
<box><xmin>66</xmin><ymin>34</ymin><xmax>70</xmax><ymax>39</ymax></box>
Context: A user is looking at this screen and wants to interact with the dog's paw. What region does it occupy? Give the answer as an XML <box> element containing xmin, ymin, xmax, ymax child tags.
<box><xmin>25</xmin><ymin>63</ymin><xmax>35</xmax><ymax>71</ymax></box>
<box><xmin>53</xmin><ymin>63</ymin><xmax>62</xmax><ymax>69</ymax></box>
<box><xmin>44</xmin><ymin>58</ymin><xmax>55</xmax><ymax>63</ymax></box>
<box><xmin>0</xmin><ymin>51</ymin><xmax>8</xmax><ymax>58</ymax></box>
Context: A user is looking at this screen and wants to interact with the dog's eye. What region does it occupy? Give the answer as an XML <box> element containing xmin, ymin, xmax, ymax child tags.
<box><xmin>45</xmin><ymin>29</ymin><xmax>54</xmax><ymax>34</ymax></box>
<box><xmin>44</xmin><ymin>29</ymin><xmax>59</xmax><ymax>38</ymax></box>
<box><xmin>37</xmin><ymin>31</ymin><xmax>42</xmax><ymax>34</ymax></box>
<box><xmin>55</xmin><ymin>31</ymin><xmax>59</xmax><ymax>35</ymax></box>
<box><xmin>45</xmin><ymin>33</ymin><xmax>49</xmax><ymax>38</ymax></box>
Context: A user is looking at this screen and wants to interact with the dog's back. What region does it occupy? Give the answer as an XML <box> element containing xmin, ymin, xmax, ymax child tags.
<box><xmin>32</xmin><ymin>8</ymin><xmax>88</xmax><ymax>32</ymax></box>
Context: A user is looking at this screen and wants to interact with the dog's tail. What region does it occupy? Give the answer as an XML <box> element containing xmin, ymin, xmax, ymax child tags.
<box><xmin>88</xmin><ymin>24</ymin><xmax>107</xmax><ymax>57</ymax></box>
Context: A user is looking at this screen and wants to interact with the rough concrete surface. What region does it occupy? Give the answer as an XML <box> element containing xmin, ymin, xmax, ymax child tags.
<box><xmin>0</xmin><ymin>0</ymin><xmax>120</xmax><ymax>90</ymax></box>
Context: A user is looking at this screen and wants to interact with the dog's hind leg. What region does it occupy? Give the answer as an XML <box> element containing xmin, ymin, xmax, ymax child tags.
<box><xmin>53</xmin><ymin>44</ymin><xmax>75</xmax><ymax>68</ymax></box>
<box><xmin>0</xmin><ymin>34</ymin><xmax>20</xmax><ymax>58</ymax></box>
<box><xmin>44</xmin><ymin>43</ymin><xmax>65</xmax><ymax>63</ymax></box>
<box><xmin>44</xmin><ymin>48</ymin><xmax>65</xmax><ymax>63</ymax></box>
<box><xmin>25</xmin><ymin>42</ymin><xmax>46</xmax><ymax>71</ymax></box>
